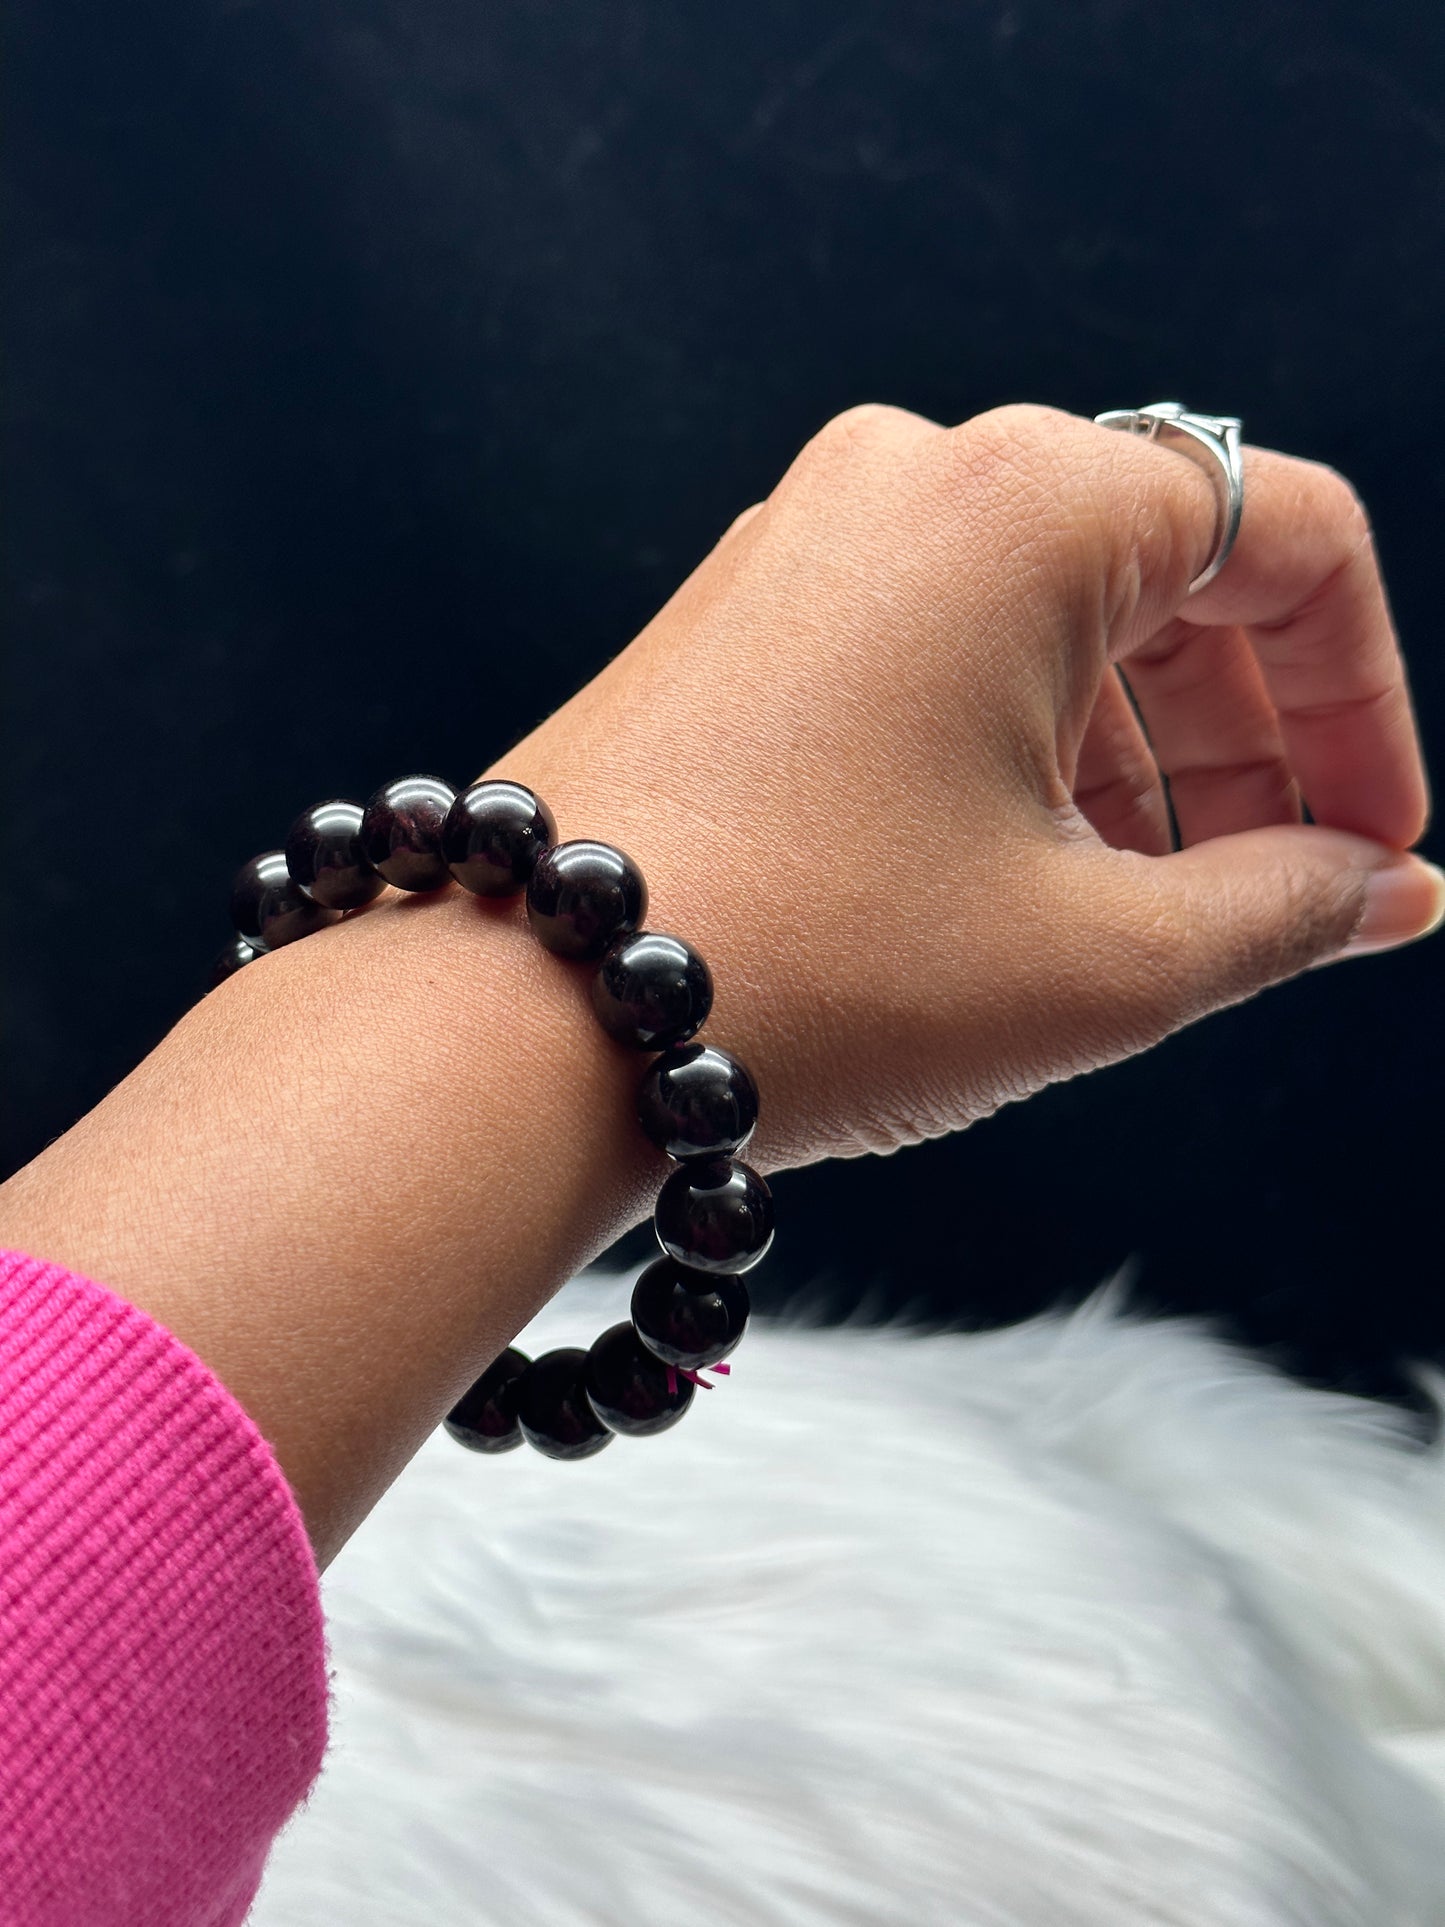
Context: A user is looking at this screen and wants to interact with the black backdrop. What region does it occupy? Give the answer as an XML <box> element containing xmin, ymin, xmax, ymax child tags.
<box><xmin>7</xmin><ymin>0</ymin><xmax>1444</xmax><ymax>1399</ymax></box>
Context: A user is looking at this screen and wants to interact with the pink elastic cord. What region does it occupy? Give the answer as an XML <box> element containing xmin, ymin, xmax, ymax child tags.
<box><xmin>665</xmin><ymin>1361</ymin><xmax>733</xmax><ymax>1394</ymax></box>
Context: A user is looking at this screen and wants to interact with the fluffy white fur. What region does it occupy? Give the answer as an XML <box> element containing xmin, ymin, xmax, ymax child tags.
<box><xmin>249</xmin><ymin>1275</ymin><xmax>1445</xmax><ymax>1926</ymax></box>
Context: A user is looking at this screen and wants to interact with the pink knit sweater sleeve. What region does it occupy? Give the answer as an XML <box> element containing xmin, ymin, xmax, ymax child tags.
<box><xmin>0</xmin><ymin>1248</ymin><xmax>330</xmax><ymax>1926</ymax></box>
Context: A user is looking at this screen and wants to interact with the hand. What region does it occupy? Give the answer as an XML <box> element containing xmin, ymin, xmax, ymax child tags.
<box><xmin>3</xmin><ymin>401</ymin><xmax>1437</xmax><ymax>1559</ymax></box>
<box><xmin>499</xmin><ymin>402</ymin><xmax>1440</xmax><ymax>1168</ymax></box>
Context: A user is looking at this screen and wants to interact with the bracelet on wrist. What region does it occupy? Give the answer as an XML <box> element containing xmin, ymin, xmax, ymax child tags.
<box><xmin>212</xmin><ymin>774</ymin><xmax>773</xmax><ymax>1463</ymax></box>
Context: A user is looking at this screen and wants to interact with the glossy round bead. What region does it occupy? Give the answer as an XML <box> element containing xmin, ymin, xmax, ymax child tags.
<box><xmin>443</xmin><ymin>1347</ymin><xmax>530</xmax><ymax>1454</ymax></box>
<box><xmin>654</xmin><ymin>1156</ymin><xmax>775</xmax><ymax>1274</ymax></box>
<box><xmin>285</xmin><ymin>799</ymin><xmax>386</xmax><ymax>910</ymax></box>
<box><xmin>443</xmin><ymin>781</ymin><xmax>557</xmax><ymax>897</ymax></box>
<box><xmin>584</xmin><ymin>1321</ymin><xmax>695</xmax><ymax>1436</ymax></box>
<box><xmin>359</xmin><ymin>775</ymin><xmax>458</xmax><ymax>892</ymax></box>
<box><xmin>209</xmin><ymin>933</ymin><xmax>263</xmax><ymax>988</ymax></box>
<box><xmin>637</xmin><ymin>1044</ymin><xmax>759</xmax><ymax>1159</ymax></box>
<box><xmin>525</xmin><ymin>840</ymin><xmax>648</xmax><ymax>962</ymax></box>
<box><xmin>591</xmin><ymin>931</ymin><xmax>713</xmax><ymax>1051</ymax></box>
<box><xmin>515</xmin><ymin>1347</ymin><xmax>615</xmax><ymax>1460</ymax></box>
<box><xmin>630</xmin><ymin>1257</ymin><xmax>750</xmax><ymax>1370</ymax></box>
<box><xmin>230</xmin><ymin>851</ymin><xmax>339</xmax><ymax>950</ymax></box>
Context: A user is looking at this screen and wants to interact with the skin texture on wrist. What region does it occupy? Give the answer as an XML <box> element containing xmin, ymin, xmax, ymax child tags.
<box><xmin>0</xmin><ymin>884</ymin><xmax>664</xmax><ymax>1565</ymax></box>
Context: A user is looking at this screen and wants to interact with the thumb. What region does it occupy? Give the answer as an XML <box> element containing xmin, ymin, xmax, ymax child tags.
<box><xmin>1111</xmin><ymin>826</ymin><xmax>1445</xmax><ymax>1031</ymax></box>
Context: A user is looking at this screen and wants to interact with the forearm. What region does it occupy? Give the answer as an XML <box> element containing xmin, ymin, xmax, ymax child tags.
<box><xmin>0</xmin><ymin>879</ymin><xmax>661</xmax><ymax>1565</ymax></box>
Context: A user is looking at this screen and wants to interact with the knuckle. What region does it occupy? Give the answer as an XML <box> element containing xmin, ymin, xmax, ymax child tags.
<box><xmin>1078</xmin><ymin>766</ymin><xmax>1164</xmax><ymax>837</ymax></box>
<box><xmin>955</xmin><ymin>401</ymin><xmax>1076</xmax><ymax>466</ymax></box>
<box><xmin>944</xmin><ymin>404</ymin><xmax>1083</xmax><ymax>509</ymax></box>
<box><xmin>781</xmin><ymin>404</ymin><xmax>940</xmax><ymax>511</ymax></box>
<box><xmin>1252</xmin><ymin>860</ymin><xmax>1361</xmax><ymax>977</ymax></box>
<box><xmin>942</xmin><ymin>404</ymin><xmax>1110</xmax><ymax>599</ymax></box>
<box><xmin>1120</xmin><ymin>856</ymin><xmax>1361</xmax><ymax>1032</ymax></box>
<box><xmin>1287</xmin><ymin>460</ymin><xmax>1371</xmax><ymax>570</ymax></box>
<box><xmin>806</xmin><ymin>401</ymin><xmax>931</xmax><ymax>463</ymax></box>
<box><xmin>1308</xmin><ymin>460</ymin><xmax>1375</xmax><ymax>555</ymax></box>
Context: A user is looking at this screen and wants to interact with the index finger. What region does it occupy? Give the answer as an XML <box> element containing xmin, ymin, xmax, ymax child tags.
<box><xmin>1144</xmin><ymin>444</ymin><xmax>1428</xmax><ymax>849</ymax></box>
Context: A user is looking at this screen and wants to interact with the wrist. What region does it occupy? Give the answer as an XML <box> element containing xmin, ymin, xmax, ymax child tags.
<box><xmin>0</xmin><ymin>879</ymin><xmax>662</xmax><ymax>1561</ymax></box>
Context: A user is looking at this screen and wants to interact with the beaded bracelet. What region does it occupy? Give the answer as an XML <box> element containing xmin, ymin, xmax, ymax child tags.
<box><xmin>211</xmin><ymin>775</ymin><xmax>772</xmax><ymax>1462</ymax></box>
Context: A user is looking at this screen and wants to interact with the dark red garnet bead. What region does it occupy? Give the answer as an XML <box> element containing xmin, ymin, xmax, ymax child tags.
<box><xmin>285</xmin><ymin>800</ymin><xmax>386</xmax><ymax>911</ymax></box>
<box><xmin>515</xmin><ymin>1347</ymin><xmax>614</xmax><ymax>1460</ymax></box>
<box><xmin>654</xmin><ymin>1156</ymin><xmax>774</xmax><ymax>1274</ymax></box>
<box><xmin>443</xmin><ymin>1347</ymin><xmax>531</xmax><ymax>1454</ymax></box>
<box><xmin>630</xmin><ymin>1258</ymin><xmax>750</xmax><ymax>1370</ymax></box>
<box><xmin>584</xmin><ymin>1321</ymin><xmax>695</xmax><ymax>1436</ymax></box>
<box><xmin>526</xmin><ymin>840</ymin><xmax>648</xmax><ymax>962</ymax></box>
<box><xmin>230</xmin><ymin>851</ymin><xmax>339</xmax><ymax>950</ymax></box>
<box><xmin>359</xmin><ymin>775</ymin><xmax>458</xmax><ymax>892</ymax></box>
<box><xmin>443</xmin><ymin>780</ymin><xmax>557</xmax><ymax>897</ymax></box>
<box><xmin>209</xmin><ymin>933</ymin><xmax>263</xmax><ymax>988</ymax></box>
<box><xmin>637</xmin><ymin>1043</ymin><xmax>759</xmax><ymax>1159</ymax></box>
<box><xmin>591</xmin><ymin>931</ymin><xmax>713</xmax><ymax>1051</ymax></box>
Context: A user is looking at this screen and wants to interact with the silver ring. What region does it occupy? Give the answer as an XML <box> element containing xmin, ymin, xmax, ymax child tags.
<box><xmin>1093</xmin><ymin>401</ymin><xmax>1244</xmax><ymax>593</ymax></box>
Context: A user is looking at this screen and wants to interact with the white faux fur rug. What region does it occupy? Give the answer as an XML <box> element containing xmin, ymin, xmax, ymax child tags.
<box><xmin>248</xmin><ymin>1274</ymin><xmax>1445</xmax><ymax>1926</ymax></box>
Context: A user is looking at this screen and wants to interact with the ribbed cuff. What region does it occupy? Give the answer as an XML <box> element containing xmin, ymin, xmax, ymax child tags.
<box><xmin>0</xmin><ymin>1249</ymin><xmax>330</xmax><ymax>1926</ymax></box>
